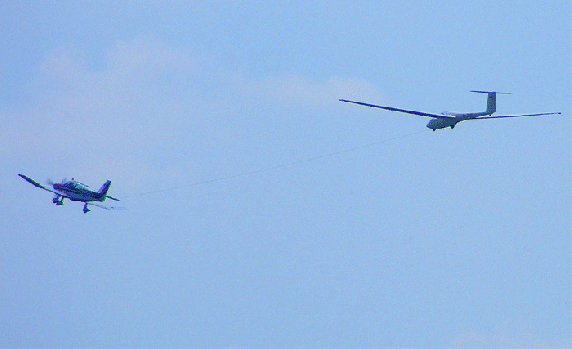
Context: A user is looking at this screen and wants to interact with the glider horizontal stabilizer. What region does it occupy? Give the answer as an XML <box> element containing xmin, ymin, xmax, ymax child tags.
<box><xmin>470</xmin><ymin>90</ymin><xmax>511</xmax><ymax>94</ymax></box>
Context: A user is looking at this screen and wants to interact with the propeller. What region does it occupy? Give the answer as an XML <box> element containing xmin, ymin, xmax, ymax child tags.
<box><xmin>47</xmin><ymin>178</ymin><xmax>67</xmax><ymax>187</ymax></box>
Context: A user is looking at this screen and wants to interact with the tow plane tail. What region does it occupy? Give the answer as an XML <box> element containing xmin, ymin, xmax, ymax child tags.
<box><xmin>96</xmin><ymin>180</ymin><xmax>112</xmax><ymax>200</ymax></box>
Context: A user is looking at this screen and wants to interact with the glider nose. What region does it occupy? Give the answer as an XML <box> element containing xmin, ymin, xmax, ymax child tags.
<box><xmin>426</xmin><ymin>119</ymin><xmax>438</xmax><ymax>130</ymax></box>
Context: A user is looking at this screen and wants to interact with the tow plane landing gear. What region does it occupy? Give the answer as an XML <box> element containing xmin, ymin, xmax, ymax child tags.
<box><xmin>53</xmin><ymin>195</ymin><xmax>64</xmax><ymax>205</ymax></box>
<box><xmin>83</xmin><ymin>203</ymin><xmax>91</xmax><ymax>214</ymax></box>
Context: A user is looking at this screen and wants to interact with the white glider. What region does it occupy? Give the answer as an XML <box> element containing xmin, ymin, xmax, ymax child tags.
<box><xmin>340</xmin><ymin>91</ymin><xmax>561</xmax><ymax>131</ymax></box>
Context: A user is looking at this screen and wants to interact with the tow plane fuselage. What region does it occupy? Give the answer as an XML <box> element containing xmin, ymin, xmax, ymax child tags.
<box><xmin>52</xmin><ymin>179</ymin><xmax>110</xmax><ymax>202</ymax></box>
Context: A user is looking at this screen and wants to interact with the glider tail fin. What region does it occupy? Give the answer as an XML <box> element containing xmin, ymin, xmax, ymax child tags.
<box><xmin>471</xmin><ymin>90</ymin><xmax>511</xmax><ymax>116</ymax></box>
<box><xmin>485</xmin><ymin>92</ymin><xmax>497</xmax><ymax>115</ymax></box>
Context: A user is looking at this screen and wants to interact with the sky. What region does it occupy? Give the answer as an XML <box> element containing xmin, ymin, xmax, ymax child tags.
<box><xmin>1</xmin><ymin>1</ymin><xmax>570</xmax><ymax>348</ymax></box>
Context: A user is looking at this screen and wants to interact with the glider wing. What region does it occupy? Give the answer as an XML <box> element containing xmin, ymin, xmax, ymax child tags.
<box><xmin>475</xmin><ymin>112</ymin><xmax>561</xmax><ymax>119</ymax></box>
<box><xmin>339</xmin><ymin>99</ymin><xmax>452</xmax><ymax>119</ymax></box>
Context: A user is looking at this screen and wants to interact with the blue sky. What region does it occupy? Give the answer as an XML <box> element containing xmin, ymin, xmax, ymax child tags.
<box><xmin>1</xmin><ymin>1</ymin><xmax>570</xmax><ymax>347</ymax></box>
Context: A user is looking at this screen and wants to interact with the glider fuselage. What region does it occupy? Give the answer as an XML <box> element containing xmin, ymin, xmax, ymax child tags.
<box><xmin>426</xmin><ymin>111</ymin><xmax>490</xmax><ymax>130</ymax></box>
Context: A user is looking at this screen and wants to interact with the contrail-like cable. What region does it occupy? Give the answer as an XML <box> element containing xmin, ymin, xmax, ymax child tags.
<box><xmin>124</xmin><ymin>129</ymin><xmax>429</xmax><ymax>198</ymax></box>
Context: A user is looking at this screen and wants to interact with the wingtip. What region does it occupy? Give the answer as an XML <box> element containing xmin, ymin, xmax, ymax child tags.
<box><xmin>18</xmin><ymin>173</ymin><xmax>31</xmax><ymax>181</ymax></box>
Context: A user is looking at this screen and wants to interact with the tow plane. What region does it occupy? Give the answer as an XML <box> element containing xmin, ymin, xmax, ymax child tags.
<box><xmin>340</xmin><ymin>91</ymin><xmax>561</xmax><ymax>131</ymax></box>
<box><xmin>19</xmin><ymin>174</ymin><xmax>121</xmax><ymax>213</ymax></box>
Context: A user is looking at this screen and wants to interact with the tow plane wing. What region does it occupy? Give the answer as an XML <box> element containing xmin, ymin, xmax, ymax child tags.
<box><xmin>18</xmin><ymin>174</ymin><xmax>56</xmax><ymax>194</ymax></box>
